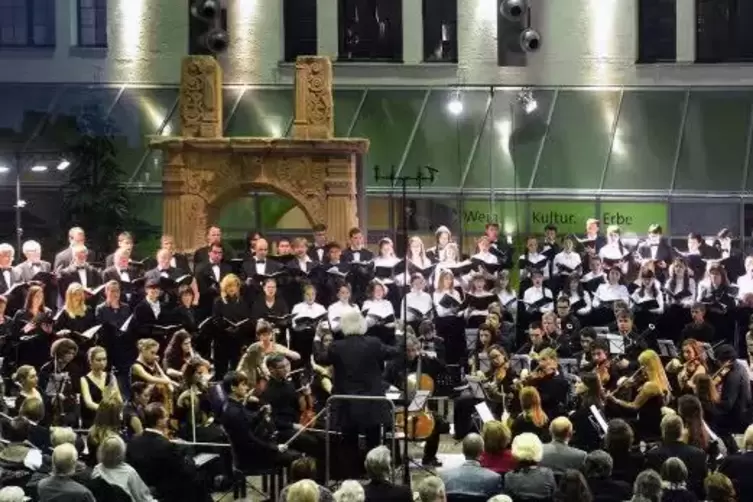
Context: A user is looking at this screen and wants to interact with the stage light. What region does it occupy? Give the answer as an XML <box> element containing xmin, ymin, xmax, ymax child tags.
<box><xmin>31</xmin><ymin>165</ymin><xmax>47</xmax><ymax>172</ymax></box>
<box><xmin>56</xmin><ymin>159</ymin><xmax>70</xmax><ymax>171</ymax></box>
<box><xmin>520</xmin><ymin>28</ymin><xmax>542</xmax><ymax>52</ymax></box>
<box><xmin>500</xmin><ymin>0</ymin><xmax>527</xmax><ymax>22</ymax></box>
<box><xmin>0</xmin><ymin>166</ymin><xmax>9</xmax><ymax>174</ymax></box>
<box><xmin>447</xmin><ymin>91</ymin><xmax>464</xmax><ymax>116</ymax></box>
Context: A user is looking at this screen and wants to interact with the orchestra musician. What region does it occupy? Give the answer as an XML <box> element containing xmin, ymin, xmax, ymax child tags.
<box><xmin>79</xmin><ymin>345</ymin><xmax>119</xmax><ymax>428</ymax></box>
<box><xmin>665</xmin><ymin>338</ymin><xmax>707</xmax><ymax>394</ymax></box>
<box><xmin>713</xmin><ymin>345</ymin><xmax>752</xmax><ymax>438</ymax></box>
<box><xmin>237</xmin><ymin>320</ymin><xmax>300</xmax><ymax>392</ymax></box>
<box><xmin>39</xmin><ymin>338</ymin><xmax>80</xmax><ymax>426</ymax></box>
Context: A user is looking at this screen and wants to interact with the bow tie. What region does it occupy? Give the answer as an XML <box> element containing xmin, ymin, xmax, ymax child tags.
<box><xmin>257</xmin><ymin>260</ymin><xmax>266</xmax><ymax>265</ymax></box>
<box><xmin>75</xmin><ymin>266</ymin><xmax>86</xmax><ymax>271</ymax></box>
<box><xmin>159</xmin><ymin>269</ymin><xmax>169</xmax><ymax>273</ymax></box>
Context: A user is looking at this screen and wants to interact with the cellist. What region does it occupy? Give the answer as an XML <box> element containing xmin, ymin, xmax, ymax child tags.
<box><xmin>383</xmin><ymin>334</ymin><xmax>449</xmax><ymax>467</ymax></box>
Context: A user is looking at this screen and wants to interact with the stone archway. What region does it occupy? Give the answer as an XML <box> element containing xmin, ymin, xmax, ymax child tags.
<box><xmin>149</xmin><ymin>56</ymin><xmax>369</xmax><ymax>253</ymax></box>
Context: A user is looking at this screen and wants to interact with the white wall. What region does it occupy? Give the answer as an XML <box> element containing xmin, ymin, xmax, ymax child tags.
<box><xmin>1</xmin><ymin>0</ymin><xmax>751</xmax><ymax>87</ymax></box>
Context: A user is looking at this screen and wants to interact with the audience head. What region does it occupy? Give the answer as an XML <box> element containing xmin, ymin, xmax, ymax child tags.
<box><xmin>487</xmin><ymin>497</ymin><xmax>512</xmax><ymax>502</ymax></box>
<box><xmin>0</xmin><ymin>486</ymin><xmax>25</xmax><ymax>502</ymax></box>
<box><xmin>605</xmin><ymin>418</ymin><xmax>634</xmax><ymax>453</ymax></box>
<box><xmin>289</xmin><ymin>457</ymin><xmax>318</xmax><ymax>482</ymax></box>
<box><xmin>287</xmin><ymin>479</ymin><xmax>320</xmax><ymax>502</ymax></box>
<box><xmin>333</xmin><ymin>480</ymin><xmax>364</xmax><ymax>502</ymax></box>
<box><xmin>50</xmin><ymin>427</ymin><xmax>77</xmax><ymax>448</ymax></box>
<box><xmin>97</xmin><ymin>435</ymin><xmax>126</xmax><ymax>468</ymax></box>
<box><xmin>481</xmin><ymin>420</ymin><xmax>511</xmax><ymax>455</ymax></box>
<box><xmin>19</xmin><ymin>397</ymin><xmax>44</xmax><ymax>423</ymax></box>
<box><xmin>583</xmin><ymin>450</ymin><xmax>612</xmax><ymax>479</ymax></box>
<box><xmin>550</xmin><ymin>417</ymin><xmax>574</xmax><ymax>443</ymax></box>
<box><xmin>660</xmin><ymin>414</ymin><xmax>684</xmax><ymax>443</ymax></box>
<box><xmin>511</xmin><ymin>432</ymin><xmax>543</xmax><ymax>466</ymax></box>
<box><xmin>364</xmin><ymin>445</ymin><xmax>391</xmax><ymax>481</ymax></box>
<box><xmin>6</xmin><ymin>417</ymin><xmax>30</xmax><ymax>443</ymax></box>
<box><xmin>416</xmin><ymin>476</ymin><xmax>446</xmax><ymax>502</ymax></box>
<box><xmin>660</xmin><ymin>457</ymin><xmax>688</xmax><ymax>488</ymax></box>
<box><xmin>51</xmin><ymin>443</ymin><xmax>78</xmax><ymax>476</ymax></box>
<box><xmin>633</xmin><ymin>469</ymin><xmax>662</xmax><ymax>502</ymax></box>
<box><xmin>340</xmin><ymin>307</ymin><xmax>367</xmax><ymax>336</ymax></box>
<box><xmin>556</xmin><ymin>469</ymin><xmax>592</xmax><ymax>502</ymax></box>
<box><xmin>461</xmin><ymin>433</ymin><xmax>484</xmax><ymax>461</ymax></box>
<box><xmin>704</xmin><ymin>472</ymin><xmax>736</xmax><ymax>502</ymax></box>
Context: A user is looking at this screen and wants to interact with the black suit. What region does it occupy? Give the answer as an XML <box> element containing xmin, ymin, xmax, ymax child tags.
<box><xmin>363</xmin><ymin>479</ymin><xmax>414</xmax><ymax>502</ymax></box>
<box><xmin>101</xmin><ymin>265</ymin><xmax>139</xmax><ymax>284</ymax></box>
<box><xmin>719</xmin><ymin>451</ymin><xmax>753</xmax><ymax>502</ymax></box>
<box><xmin>645</xmin><ymin>441</ymin><xmax>707</xmax><ymax>498</ymax></box>
<box><xmin>718</xmin><ymin>361</ymin><xmax>752</xmax><ymax>434</ymax></box>
<box><xmin>307</xmin><ymin>245</ymin><xmax>327</xmax><ymax>263</ymax></box>
<box><xmin>315</xmin><ymin>335</ymin><xmax>399</xmax><ymax>478</ymax></box>
<box><xmin>57</xmin><ymin>264</ymin><xmax>102</xmax><ymax>299</ymax></box>
<box><xmin>132</xmin><ymin>300</ymin><xmax>174</xmax><ymax>349</ymax></box>
<box><xmin>341</xmin><ymin>248</ymin><xmax>374</xmax><ymax>263</ymax></box>
<box><xmin>0</xmin><ymin>267</ymin><xmax>22</xmax><ymax>295</ymax></box>
<box><xmin>195</xmin><ymin>261</ymin><xmax>232</xmax><ymax>320</ymax></box>
<box><xmin>127</xmin><ymin>430</ymin><xmax>211</xmax><ymax>502</ymax></box>
<box><xmin>193</xmin><ymin>243</ymin><xmax>234</xmax><ymax>267</ymax></box>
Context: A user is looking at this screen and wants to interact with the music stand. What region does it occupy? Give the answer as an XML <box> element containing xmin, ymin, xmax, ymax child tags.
<box><xmin>559</xmin><ymin>358</ymin><xmax>578</xmax><ymax>377</ymax></box>
<box><xmin>467</xmin><ymin>380</ymin><xmax>487</xmax><ymax>400</ymax></box>
<box><xmin>598</xmin><ymin>334</ymin><xmax>625</xmax><ymax>356</ymax></box>
<box><xmin>511</xmin><ymin>355</ymin><xmax>531</xmax><ymax>375</ymax></box>
<box><xmin>656</xmin><ymin>339</ymin><xmax>678</xmax><ymax>358</ymax></box>
<box><xmin>589</xmin><ymin>405</ymin><xmax>609</xmax><ymax>437</ymax></box>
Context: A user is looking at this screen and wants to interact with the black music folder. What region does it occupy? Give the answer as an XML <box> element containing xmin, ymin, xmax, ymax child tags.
<box><xmin>519</xmin><ymin>256</ymin><xmax>549</xmax><ymax>273</ymax></box>
<box><xmin>446</xmin><ymin>260</ymin><xmax>475</xmax><ymax>277</ymax></box>
<box><xmin>364</xmin><ymin>311</ymin><xmax>396</xmax><ymax>326</ymax></box>
<box><xmin>634</xmin><ymin>298</ymin><xmax>660</xmax><ymax>311</ymax></box>
<box><xmin>525</xmin><ymin>296</ymin><xmax>553</xmax><ymax>311</ymax></box>
<box><xmin>438</xmin><ymin>294</ymin><xmax>466</xmax><ymax>310</ymax></box>
<box><xmin>570</xmin><ymin>298</ymin><xmax>587</xmax><ymax>312</ymax></box>
<box><xmin>56</xmin><ymin>324</ymin><xmax>102</xmax><ymax>341</ymax></box>
<box><xmin>407</xmin><ymin>305</ymin><xmax>433</xmax><ymax>319</ymax></box>
<box><xmin>83</xmin><ymin>285</ymin><xmax>107</xmax><ymax>297</ymax></box>
<box><xmin>666</xmin><ymin>289</ymin><xmax>693</xmax><ymax>302</ymax></box>
<box><xmin>556</xmin><ymin>263</ymin><xmax>580</xmax><ymax>275</ymax></box>
<box><xmin>582</xmin><ymin>275</ymin><xmax>605</xmax><ymax>292</ymax></box>
<box><xmin>269</xmin><ymin>254</ymin><xmax>297</xmax><ymax>266</ymax></box>
<box><xmin>470</xmin><ymin>258</ymin><xmax>504</xmax><ymax>275</ymax></box>
<box><xmin>293</xmin><ymin>313</ymin><xmax>326</xmax><ymax>330</ymax></box>
<box><xmin>465</xmin><ymin>293</ymin><xmax>496</xmax><ymax>311</ymax></box>
<box><xmin>30</xmin><ymin>271</ymin><xmax>56</xmax><ymax>287</ymax></box>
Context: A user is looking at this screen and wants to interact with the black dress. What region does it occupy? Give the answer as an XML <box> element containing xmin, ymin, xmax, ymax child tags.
<box><xmin>80</xmin><ymin>373</ymin><xmax>114</xmax><ymax>428</ymax></box>
<box><xmin>212</xmin><ymin>297</ymin><xmax>253</xmax><ymax>378</ymax></box>
<box><xmin>129</xmin><ymin>360</ymin><xmax>159</xmax><ymax>386</ymax></box>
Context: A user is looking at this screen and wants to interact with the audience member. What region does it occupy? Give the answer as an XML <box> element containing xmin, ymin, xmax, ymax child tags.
<box><xmin>540</xmin><ymin>417</ymin><xmax>587</xmax><ymax>473</ymax></box>
<box><xmin>718</xmin><ymin>423</ymin><xmax>753</xmax><ymax>501</ymax></box>
<box><xmin>645</xmin><ymin>415</ymin><xmax>706</xmax><ymax>499</ymax></box>
<box><xmin>479</xmin><ymin>420</ymin><xmax>515</xmax><ymax>475</ymax></box>
<box><xmin>631</xmin><ymin>469</ymin><xmax>662</xmax><ymax>502</ymax></box>
<box><xmin>582</xmin><ymin>450</ymin><xmax>631</xmax><ymax>502</ymax></box>
<box><xmin>604</xmin><ymin>419</ymin><xmax>644</xmax><ymax>485</ymax></box>
<box><xmin>286</xmin><ymin>478</ymin><xmax>320</xmax><ymax>502</ymax></box>
<box><xmin>333</xmin><ymin>480</ymin><xmax>364</xmax><ymax>502</ymax></box>
<box><xmin>362</xmin><ymin>446</ymin><xmax>413</xmax><ymax>502</ymax></box>
<box><xmin>92</xmin><ymin>435</ymin><xmax>155</xmax><ymax>502</ymax></box>
<box><xmin>554</xmin><ymin>469</ymin><xmax>592</xmax><ymax>502</ymax></box>
<box><xmin>704</xmin><ymin>472</ymin><xmax>736</xmax><ymax>502</ymax></box>
<box><xmin>0</xmin><ymin>486</ymin><xmax>26</xmax><ymax>502</ymax></box>
<box><xmin>503</xmin><ymin>432</ymin><xmax>556</xmax><ymax>501</ymax></box>
<box><xmin>440</xmin><ymin>433</ymin><xmax>502</xmax><ymax>500</ymax></box>
<box><xmin>659</xmin><ymin>457</ymin><xmax>696</xmax><ymax>502</ymax></box>
<box><xmin>37</xmin><ymin>443</ymin><xmax>95</xmax><ymax>502</ymax></box>
<box><xmin>416</xmin><ymin>476</ymin><xmax>446</xmax><ymax>502</ymax></box>
<box><xmin>279</xmin><ymin>457</ymin><xmax>333</xmax><ymax>502</ymax></box>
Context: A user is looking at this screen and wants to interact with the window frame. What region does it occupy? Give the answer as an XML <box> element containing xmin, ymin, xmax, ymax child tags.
<box><xmin>421</xmin><ymin>0</ymin><xmax>458</xmax><ymax>63</ymax></box>
<box><xmin>0</xmin><ymin>0</ymin><xmax>56</xmax><ymax>48</ymax></box>
<box><xmin>337</xmin><ymin>0</ymin><xmax>404</xmax><ymax>63</ymax></box>
<box><xmin>76</xmin><ymin>0</ymin><xmax>107</xmax><ymax>48</ymax></box>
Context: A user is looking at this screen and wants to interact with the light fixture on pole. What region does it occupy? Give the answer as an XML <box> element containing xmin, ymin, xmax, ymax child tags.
<box><xmin>0</xmin><ymin>165</ymin><xmax>9</xmax><ymax>174</ymax></box>
<box><xmin>56</xmin><ymin>159</ymin><xmax>70</xmax><ymax>171</ymax></box>
<box><xmin>30</xmin><ymin>165</ymin><xmax>47</xmax><ymax>173</ymax></box>
<box><xmin>447</xmin><ymin>90</ymin><xmax>464</xmax><ymax>116</ymax></box>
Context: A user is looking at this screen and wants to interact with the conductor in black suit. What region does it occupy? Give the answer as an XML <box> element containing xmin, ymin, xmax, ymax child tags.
<box><xmin>314</xmin><ymin>306</ymin><xmax>399</xmax><ymax>478</ymax></box>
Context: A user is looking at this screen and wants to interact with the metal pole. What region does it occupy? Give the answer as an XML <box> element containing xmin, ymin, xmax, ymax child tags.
<box><xmin>14</xmin><ymin>151</ymin><xmax>22</xmax><ymax>254</ymax></box>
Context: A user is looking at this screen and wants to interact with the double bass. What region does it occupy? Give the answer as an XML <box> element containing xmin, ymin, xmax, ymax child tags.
<box><xmin>395</xmin><ymin>352</ymin><xmax>435</xmax><ymax>440</ymax></box>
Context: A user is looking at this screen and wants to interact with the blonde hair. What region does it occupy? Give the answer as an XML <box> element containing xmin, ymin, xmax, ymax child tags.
<box><xmin>87</xmin><ymin>346</ymin><xmax>106</xmax><ymax>364</ymax></box>
<box><xmin>220</xmin><ymin>274</ymin><xmax>241</xmax><ymax>300</ymax></box>
<box><xmin>481</xmin><ymin>420</ymin><xmax>511</xmax><ymax>454</ymax></box>
<box><xmin>64</xmin><ymin>283</ymin><xmax>87</xmax><ymax>318</ymax></box>
<box><xmin>519</xmin><ymin>386</ymin><xmax>548</xmax><ymax>428</ymax></box>
<box><xmin>639</xmin><ymin>349</ymin><xmax>670</xmax><ymax>394</ymax></box>
<box><xmin>511</xmin><ymin>432</ymin><xmax>544</xmax><ymax>464</ymax></box>
<box><xmin>137</xmin><ymin>338</ymin><xmax>159</xmax><ymax>353</ymax></box>
<box><xmin>287</xmin><ymin>479</ymin><xmax>320</xmax><ymax>502</ymax></box>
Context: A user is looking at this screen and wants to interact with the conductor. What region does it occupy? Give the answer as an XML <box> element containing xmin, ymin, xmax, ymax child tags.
<box><xmin>314</xmin><ymin>305</ymin><xmax>400</xmax><ymax>478</ymax></box>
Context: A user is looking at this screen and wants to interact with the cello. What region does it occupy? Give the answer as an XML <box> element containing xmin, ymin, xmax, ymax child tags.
<box><xmin>395</xmin><ymin>351</ymin><xmax>436</xmax><ymax>440</ymax></box>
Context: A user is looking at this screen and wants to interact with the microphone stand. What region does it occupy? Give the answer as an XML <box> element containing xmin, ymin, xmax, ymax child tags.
<box><xmin>373</xmin><ymin>164</ymin><xmax>437</xmax><ymax>487</ymax></box>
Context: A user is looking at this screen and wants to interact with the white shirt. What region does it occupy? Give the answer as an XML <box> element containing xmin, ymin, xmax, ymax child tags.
<box><xmin>327</xmin><ymin>301</ymin><xmax>351</xmax><ymax>332</ymax></box>
<box><xmin>170</xmin><ymin>256</ymin><xmax>177</xmax><ymax>268</ymax></box>
<box><xmin>117</xmin><ymin>268</ymin><xmax>130</xmax><ymax>282</ymax></box>
<box><xmin>553</xmin><ymin>250</ymin><xmax>582</xmax><ymax>276</ymax></box>
<box><xmin>352</xmin><ymin>251</ymin><xmax>362</xmax><ymax>263</ymax></box>
<box><xmin>737</xmin><ymin>274</ymin><xmax>753</xmax><ymax>299</ymax></box>
<box><xmin>2</xmin><ymin>269</ymin><xmax>10</xmax><ymax>288</ymax></box>
<box><xmin>497</xmin><ymin>290</ymin><xmax>518</xmax><ymax>313</ymax></box>
<box><xmin>77</xmin><ymin>268</ymin><xmax>88</xmax><ymax>287</ymax></box>
<box><xmin>593</xmin><ymin>283</ymin><xmax>630</xmax><ymax>307</ymax></box>
<box><xmin>433</xmin><ymin>290</ymin><xmax>462</xmax><ymax>318</ymax></box>
<box><xmin>361</xmin><ymin>299</ymin><xmax>395</xmax><ymax>327</ymax></box>
<box><xmin>400</xmin><ymin>291</ymin><xmax>433</xmax><ymax>322</ymax></box>
<box><xmin>147</xmin><ymin>299</ymin><xmax>161</xmax><ymax>319</ymax></box>
<box><xmin>211</xmin><ymin>264</ymin><xmax>220</xmax><ymax>282</ymax></box>
<box><xmin>296</xmin><ymin>256</ymin><xmax>311</xmax><ymax>271</ymax></box>
<box><xmin>316</xmin><ymin>248</ymin><xmax>325</xmax><ymax>261</ymax></box>
<box><xmin>522</xmin><ymin>286</ymin><xmax>554</xmax><ymax>313</ymax></box>
<box><xmin>599</xmin><ymin>243</ymin><xmax>629</xmax><ymax>274</ymax></box>
<box><xmin>519</xmin><ymin>252</ymin><xmax>550</xmax><ymax>280</ymax></box>
<box><xmin>254</xmin><ymin>260</ymin><xmax>266</xmax><ymax>275</ymax></box>
<box><xmin>291</xmin><ymin>301</ymin><xmax>326</xmax><ymax>321</ymax></box>
<box><xmin>560</xmin><ymin>290</ymin><xmax>592</xmax><ymax>316</ymax></box>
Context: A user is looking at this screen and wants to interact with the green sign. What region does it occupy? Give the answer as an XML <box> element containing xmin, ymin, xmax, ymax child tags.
<box><xmin>600</xmin><ymin>202</ymin><xmax>668</xmax><ymax>235</ymax></box>
<box><xmin>528</xmin><ymin>201</ymin><xmax>596</xmax><ymax>235</ymax></box>
<box><xmin>462</xmin><ymin>200</ymin><xmax>527</xmax><ymax>234</ymax></box>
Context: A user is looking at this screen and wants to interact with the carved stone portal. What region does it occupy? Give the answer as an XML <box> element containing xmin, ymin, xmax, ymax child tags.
<box><xmin>149</xmin><ymin>56</ymin><xmax>369</xmax><ymax>253</ymax></box>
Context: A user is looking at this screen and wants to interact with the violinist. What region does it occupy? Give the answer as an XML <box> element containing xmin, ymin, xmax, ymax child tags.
<box><xmin>470</xmin><ymin>323</ymin><xmax>498</xmax><ymax>374</ymax></box>
<box><xmin>454</xmin><ymin>344</ymin><xmax>514</xmax><ymax>440</ymax></box>
<box><xmin>383</xmin><ymin>335</ymin><xmax>449</xmax><ymax>467</ymax></box>
<box><xmin>175</xmin><ymin>357</ymin><xmax>219</xmax><ymax>442</ymax></box>
<box><xmin>606</xmin><ymin>349</ymin><xmax>670</xmax><ymax>441</ymax></box>
<box><xmin>237</xmin><ymin>320</ymin><xmax>301</xmax><ymax>392</ymax></box>
<box><xmin>586</xmin><ymin>338</ymin><xmax>619</xmax><ymax>391</ymax></box>
<box><xmin>666</xmin><ymin>338</ymin><xmax>707</xmax><ymax>394</ymax></box>
<box><xmin>260</xmin><ymin>354</ymin><xmax>323</xmax><ymax>473</ymax></box>
<box><xmin>516</xmin><ymin>322</ymin><xmax>552</xmax><ymax>358</ymax></box>
<box><xmin>519</xmin><ymin>348</ymin><xmax>570</xmax><ymax>420</ymax></box>
<box><xmin>39</xmin><ymin>338</ymin><xmax>80</xmax><ymax>426</ymax></box>
<box><xmin>163</xmin><ymin>330</ymin><xmax>195</xmax><ymax>381</ymax></box>
<box><xmin>713</xmin><ymin>344</ymin><xmax>751</xmax><ymax>437</ymax></box>
<box><xmin>130</xmin><ymin>338</ymin><xmax>179</xmax><ymax>417</ymax></box>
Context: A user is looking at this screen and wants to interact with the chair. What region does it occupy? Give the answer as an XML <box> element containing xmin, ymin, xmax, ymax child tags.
<box><xmin>224</xmin><ymin>430</ymin><xmax>283</xmax><ymax>500</ymax></box>
<box><xmin>87</xmin><ymin>477</ymin><xmax>132</xmax><ymax>502</ymax></box>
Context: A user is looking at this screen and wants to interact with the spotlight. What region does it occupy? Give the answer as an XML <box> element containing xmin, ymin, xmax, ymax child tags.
<box><xmin>447</xmin><ymin>92</ymin><xmax>463</xmax><ymax>116</ymax></box>
<box><xmin>520</xmin><ymin>28</ymin><xmax>541</xmax><ymax>52</ymax></box>
<box><xmin>500</xmin><ymin>0</ymin><xmax>527</xmax><ymax>22</ymax></box>
<box><xmin>518</xmin><ymin>89</ymin><xmax>538</xmax><ymax>114</ymax></box>
<box><xmin>191</xmin><ymin>0</ymin><xmax>219</xmax><ymax>20</ymax></box>
<box><xmin>31</xmin><ymin>165</ymin><xmax>47</xmax><ymax>173</ymax></box>
<box><xmin>56</xmin><ymin>159</ymin><xmax>70</xmax><ymax>171</ymax></box>
<box><xmin>0</xmin><ymin>166</ymin><xmax>9</xmax><ymax>174</ymax></box>
<box><xmin>203</xmin><ymin>29</ymin><xmax>230</xmax><ymax>53</ymax></box>
<box><xmin>190</xmin><ymin>0</ymin><xmax>229</xmax><ymax>54</ymax></box>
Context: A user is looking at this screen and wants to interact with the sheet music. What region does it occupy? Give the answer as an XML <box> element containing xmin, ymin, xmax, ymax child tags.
<box><xmin>589</xmin><ymin>405</ymin><xmax>608</xmax><ymax>434</ymax></box>
<box><xmin>475</xmin><ymin>402</ymin><xmax>495</xmax><ymax>423</ymax></box>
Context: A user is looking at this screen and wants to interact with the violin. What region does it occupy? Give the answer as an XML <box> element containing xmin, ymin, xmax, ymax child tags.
<box><xmin>594</xmin><ymin>360</ymin><xmax>612</xmax><ymax>386</ymax></box>
<box><xmin>298</xmin><ymin>377</ymin><xmax>316</xmax><ymax>426</ymax></box>
<box><xmin>711</xmin><ymin>361</ymin><xmax>733</xmax><ymax>391</ymax></box>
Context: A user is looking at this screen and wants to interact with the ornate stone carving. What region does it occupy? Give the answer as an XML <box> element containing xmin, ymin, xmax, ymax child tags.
<box><xmin>181</xmin><ymin>195</ymin><xmax>209</xmax><ymax>249</ymax></box>
<box><xmin>180</xmin><ymin>57</ymin><xmax>223</xmax><ymax>138</ymax></box>
<box><xmin>292</xmin><ymin>57</ymin><xmax>333</xmax><ymax>140</ymax></box>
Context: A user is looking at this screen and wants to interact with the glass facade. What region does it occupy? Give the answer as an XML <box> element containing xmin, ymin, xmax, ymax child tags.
<box><xmin>3</xmin><ymin>84</ymin><xmax>753</xmax><ymax>249</ymax></box>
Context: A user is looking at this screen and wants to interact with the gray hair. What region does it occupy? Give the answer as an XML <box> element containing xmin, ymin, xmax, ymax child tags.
<box><xmin>633</xmin><ymin>469</ymin><xmax>663</xmax><ymax>501</ymax></box>
<box><xmin>416</xmin><ymin>476</ymin><xmax>445</xmax><ymax>502</ymax></box>
<box><xmin>333</xmin><ymin>480</ymin><xmax>364</xmax><ymax>502</ymax></box>
<box><xmin>660</xmin><ymin>457</ymin><xmax>688</xmax><ymax>485</ymax></box>
<box><xmin>50</xmin><ymin>427</ymin><xmax>77</xmax><ymax>447</ymax></box>
<box><xmin>97</xmin><ymin>435</ymin><xmax>126</xmax><ymax>468</ymax></box>
<box><xmin>0</xmin><ymin>486</ymin><xmax>25</xmax><ymax>502</ymax></box>
<box><xmin>341</xmin><ymin>307</ymin><xmax>366</xmax><ymax>336</ymax></box>
<box><xmin>511</xmin><ymin>432</ymin><xmax>543</xmax><ymax>464</ymax></box>
<box><xmin>487</xmin><ymin>496</ymin><xmax>513</xmax><ymax>502</ymax></box>
<box><xmin>286</xmin><ymin>479</ymin><xmax>319</xmax><ymax>502</ymax></box>
<box><xmin>0</xmin><ymin>243</ymin><xmax>14</xmax><ymax>259</ymax></box>
<box><xmin>584</xmin><ymin>450</ymin><xmax>613</xmax><ymax>479</ymax></box>
<box><xmin>51</xmin><ymin>443</ymin><xmax>78</xmax><ymax>476</ymax></box>
<box><xmin>364</xmin><ymin>445</ymin><xmax>391</xmax><ymax>481</ymax></box>
<box><xmin>462</xmin><ymin>433</ymin><xmax>485</xmax><ymax>460</ymax></box>
<box><xmin>21</xmin><ymin>240</ymin><xmax>40</xmax><ymax>254</ymax></box>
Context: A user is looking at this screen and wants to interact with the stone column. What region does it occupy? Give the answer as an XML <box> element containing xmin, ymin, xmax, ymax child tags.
<box><xmin>292</xmin><ymin>56</ymin><xmax>334</xmax><ymax>140</ymax></box>
<box><xmin>180</xmin><ymin>56</ymin><xmax>224</xmax><ymax>138</ymax></box>
<box><xmin>325</xmin><ymin>156</ymin><xmax>359</xmax><ymax>245</ymax></box>
<box><xmin>162</xmin><ymin>153</ymin><xmax>188</xmax><ymax>251</ymax></box>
